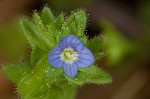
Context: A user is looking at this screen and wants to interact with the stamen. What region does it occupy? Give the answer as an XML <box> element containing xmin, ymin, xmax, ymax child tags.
<box><xmin>60</xmin><ymin>47</ymin><xmax>78</xmax><ymax>64</ymax></box>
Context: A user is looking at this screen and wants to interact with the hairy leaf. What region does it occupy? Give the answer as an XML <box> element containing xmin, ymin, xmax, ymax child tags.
<box><xmin>3</xmin><ymin>64</ymin><xmax>30</xmax><ymax>84</ymax></box>
<box><xmin>79</xmin><ymin>65</ymin><xmax>112</xmax><ymax>84</ymax></box>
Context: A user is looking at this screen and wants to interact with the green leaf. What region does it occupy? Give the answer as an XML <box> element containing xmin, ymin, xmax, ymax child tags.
<box><xmin>87</xmin><ymin>36</ymin><xmax>103</xmax><ymax>53</ymax></box>
<box><xmin>90</xmin><ymin>69</ymin><xmax>112</xmax><ymax>84</ymax></box>
<box><xmin>34</xmin><ymin>55</ymin><xmax>49</xmax><ymax>77</ymax></box>
<box><xmin>86</xmin><ymin>36</ymin><xmax>105</xmax><ymax>59</ymax></box>
<box><xmin>41</xmin><ymin>7</ymin><xmax>55</xmax><ymax>26</ymax></box>
<box><xmin>94</xmin><ymin>52</ymin><xmax>107</xmax><ymax>60</ymax></box>
<box><xmin>17</xmin><ymin>56</ymin><xmax>50</xmax><ymax>98</ymax></box>
<box><xmin>52</xmin><ymin>13</ymin><xmax>65</xmax><ymax>44</ymax></box>
<box><xmin>64</xmin><ymin>65</ymin><xmax>112</xmax><ymax>85</ymax></box>
<box><xmin>64</xmin><ymin>71</ymin><xmax>86</xmax><ymax>86</ymax></box>
<box><xmin>55</xmin><ymin>13</ymin><xmax>65</xmax><ymax>31</ymax></box>
<box><xmin>44</xmin><ymin>87</ymin><xmax>63</xmax><ymax>99</ymax></box>
<box><xmin>20</xmin><ymin>18</ymin><xmax>49</xmax><ymax>51</ymax></box>
<box><xmin>45</xmin><ymin>66</ymin><xmax>63</xmax><ymax>84</ymax></box>
<box><xmin>3</xmin><ymin>64</ymin><xmax>30</xmax><ymax>84</ymax></box>
<box><xmin>61</xmin><ymin>85</ymin><xmax>77</xmax><ymax>99</ymax></box>
<box><xmin>79</xmin><ymin>34</ymin><xmax>88</xmax><ymax>45</ymax></box>
<box><xmin>31</xmin><ymin>46</ymin><xmax>45</xmax><ymax>66</ymax></box>
<box><xmin>61</xmin><ymin>10</ymin><xmax>87</xmax><ymax>37</ymax></box>
<box><xmin>79</xmin><ymin>65</ymin><xmax>99</xmax><ymax>76</ymax></box>
<box><xmin>33</xmin><ymin>13</ymin><xmax>55</xmax><ymax>49</ymax></box>
<box><xmin>36</xmin><ymin>7</ymin><xmax>58</xmax><ymax>48</ymax></box>
<box><xmin>17</xmin><ymin>74</ymin><xmax>48</xmax><ymax>98</ymax></box>
<box><xmin>79</xmin><ymin>65</ymin><xmax>112</xmax><ymax>84</ymax></box>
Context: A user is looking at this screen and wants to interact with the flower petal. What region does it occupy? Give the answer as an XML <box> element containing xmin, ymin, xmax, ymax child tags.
<box><xmin>76</xmin><ymin>47</ymin><xmax>94</xmax><ymax>68</ymax></box>
<box><xmin>58</xmin><ymin>35</ymin><xmax>84</xmax><ymax>51</ymax></box>
<box><xmin>48</xmin><ymin>47</ymin><xmax>63</xmax><ymax>68</ymax></box>
<box><xmin>63</xmin><ymin>63</ymin><xmax>78</xmax><ymax>78</ymax></box>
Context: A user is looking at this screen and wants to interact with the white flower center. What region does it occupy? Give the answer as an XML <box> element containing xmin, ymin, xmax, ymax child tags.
<box><xmin>60</xmin><ymin>47</ymin><xmax>78</xmax><ymax>64</ymax></box>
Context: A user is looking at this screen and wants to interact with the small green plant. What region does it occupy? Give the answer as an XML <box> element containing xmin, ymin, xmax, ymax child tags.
<box><xmin>3</xmin><ymin>7</ymin><xmax>112</xmax><ymax>99</ymax></box>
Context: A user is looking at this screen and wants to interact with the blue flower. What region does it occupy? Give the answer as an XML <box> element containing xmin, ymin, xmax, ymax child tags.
<box><xmin>48</xmin><ymin>34</ymin><xmax>94</xmax><ymax>78</ymax></box>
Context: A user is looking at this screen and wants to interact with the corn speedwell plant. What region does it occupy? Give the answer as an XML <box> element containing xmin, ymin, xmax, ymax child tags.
<box><xmin>3</xmin><ymin>7</ymin><xmax>112</xmax><ymax>99</ymax></box>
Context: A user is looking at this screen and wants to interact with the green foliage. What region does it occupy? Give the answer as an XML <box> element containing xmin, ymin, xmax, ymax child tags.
<box><xmin>61</xmin><ymin>10</ymin><xmax>87</xmax><ymax>37</ymax></box>
<box><xmin>60</xmin><ymin>85</ymin><xmax>77</xmax><ymax>99</ymax></box>
<box><xmin>64</xmin><ymin>71</ymin><xmax>87</xmax><ymax>86</ymax></box>
<box><xmin>44</xmin><ymin>87</ymin><xmax>64</xmax><ymax>99</ymax></box>
<box><xmin>18</xmin><ymin>74</ymin><xmax>48</xmax><ymax>98</ymax></box>
<box><xmin>20</xmin><ymin>18</ymin><xmax>50</xmax><ymax>51</ymax></box>
<box><xmin>3</xmin><ymin>7</ymin><xmax>111</xmax><ymax>99</ymax></box>
<box><xmin>79</xmin><ymin>65</ymin><xmax>112</xmax><ymax>84</ymax></box>
<box><xmin>63</xmin><ymin>65</ymin><xmax>112</xmax><ymax>86</ymax></box>
<box><xmin>3</xmin><ymin>64</ymin><xmax>30</xmax><ymax>84</ymax></box>
<box><xmin>86</xmin><ymin>36</ymin><xmax>106</xmax><ymax>60</ymax></box>
<box><xmin>45</xmin><ymin>66</ymin><xmax>63</xmax><ymax>84</ymax></box>
<box><xmin>31</xmin><ymin>46</ymin><xmax>45</xmax><ymax>66</ymax></box>
<box><xmin>41</xmin><ymin>7</ymin><xmax>55</xmax><ymax>26</ymax></box>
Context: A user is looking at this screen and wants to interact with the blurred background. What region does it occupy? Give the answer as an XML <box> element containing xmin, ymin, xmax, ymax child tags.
<box><xmin>0</xmin><ymin>0</ymin><xmax>150</xmax><ymax>99</ymax></box>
